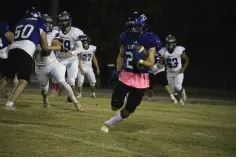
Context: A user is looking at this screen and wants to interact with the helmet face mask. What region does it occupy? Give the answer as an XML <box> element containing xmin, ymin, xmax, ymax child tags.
<box><xmin>125</xmin><ymin>12</ymin><xmax>147</xmax><ymax>36</ymax></box>
<box><xmin>42</xmin><ymin>14</ymin><xmax>53</xmax><ymax>30</ymax></box>
<box><xmin>58</xmin><ymin>11</ymin><xmax>72</xmax><ymax>31</ymax></box>
<box><xmin>82</xmin><ymin>42</ymin><xmax>89</xmax><ymax>50</ymax></box>
<box><xmin>165</xmin><ymin>35</ymin><xmax>177</xmax><ymax>53</ymax></box>
<box><xmin>25</xmin><ymin>7</ymin><xmax>41</xmax><ymax>20</ymax></box>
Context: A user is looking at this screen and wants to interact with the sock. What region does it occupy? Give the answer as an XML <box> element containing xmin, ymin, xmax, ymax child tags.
<box><xmin>6</xmin><ymin>100</ymin><xmax>14</xmax><ymax>107</ymax></box>
<box><xmin>105</xmin><ymin>112</ymin><xmax>123</xmax><ymax>127</ymax></box>
<box><xmin>60</xmin><ymin>82</ymin><xmax>78</xmax><ymax>103</ymax></box>
<box><xmin>170</xmin><ymin>94</ymin><xmax>175</xmax><ymax>99</ymax></box>
<box><xmin>52</xmin><ymin>83</ymin><xmax>56</xmax><ymax>91</ymax></box>
<box><xmin>56</xmin><ymin>83</ymin><xmax>60</xmax><ymax>92</ymax></box>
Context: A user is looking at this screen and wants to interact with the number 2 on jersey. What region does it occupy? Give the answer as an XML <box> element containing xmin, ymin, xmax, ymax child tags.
<box><xmin>166</xmin><ymin>58</ymin><xmax>178</xmax><ymax>68</ymax></box>
<box><xmin>125</xmin><ymin>51</ymin><xmax>133</xmax><ymax>69</ymax></box>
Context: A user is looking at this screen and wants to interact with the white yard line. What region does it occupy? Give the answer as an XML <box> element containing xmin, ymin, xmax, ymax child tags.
<box><xmin>0</xmin><ymin>123</ymin><xmax>153</xmax><ymax>157</ymax></box>
<box><xmin>193</xmin><ymin>132</ymin><xmax>216</xmax><ymax>138</ymax></box>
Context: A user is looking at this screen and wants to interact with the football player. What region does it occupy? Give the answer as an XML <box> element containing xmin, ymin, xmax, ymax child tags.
<box><xmin>77</xmin><ymin>34</ymin><xmax>100</xmax><ymax>98</ymax></box>
<box><xmin>34</xmin><ymin>14</ymin><xmax>83</xmax><ymax>111</ymax></box>
<box><xmin>0</xmin><ymin>22</ymin><xmax>14</xmax><ymax>98</ymax></box>
<box><xmin>159</xmin><ymin>35</ymin><xmax>189</xmax><ymax>105</ymax></box>
<box><xmin>147</xmin><ymin>39</ymin><xmax>177</xmax><ymax>103</ymax></box>
<box><xmin>101</xmin><ymin>12</ymin><xmax>158</xmax><ymax>132</ymax></box>
<box><xmin>55</xmin><ymin>11</ymin><xmax>85</xmax><ymax>102</ymax></box>
<box><xmin>0</xmin><ymin>7</ymin><xmax>50</xmax><ymax>110</ymax></box>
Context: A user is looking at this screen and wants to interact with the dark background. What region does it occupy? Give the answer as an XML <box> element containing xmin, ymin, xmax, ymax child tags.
<box><xmin>0</xmin><ymin>0</ymin><xmax>235</xmax><ymax>90</ymax></box>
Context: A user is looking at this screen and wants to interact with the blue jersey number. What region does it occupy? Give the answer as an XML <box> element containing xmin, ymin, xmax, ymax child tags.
<box><xmin>82</xmin><ymin>54</ymin><xmax>92</xmax><ymax>61</ymax></box>
<box><xmin>166</xmin><ymin>58</ymin><xmax>178</xmax><ymax>68</ymax></box>
<box><xmin>14</xmin><ymin>24</ymin><xmax>34</xmax><ymax>40</ymax></box>
<box><xmin>59</xmin><ymin>39</ymin><xmax>70</xmax><ymax>52</ymax></box>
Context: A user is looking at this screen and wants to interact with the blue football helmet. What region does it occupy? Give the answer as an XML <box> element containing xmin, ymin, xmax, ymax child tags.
<box><xmin>25</xmin><ymin>7</ymin><xmax>41</xmax><ymax>19</ymax></box>
<box><xmin>125</xmin><ymin>12</ymin><xmax>148</xmax><ymax>36</ymax></box>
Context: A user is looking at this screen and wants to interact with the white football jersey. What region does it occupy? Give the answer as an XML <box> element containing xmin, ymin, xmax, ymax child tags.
<box><xmin>160</xmin><ymin>46</ymin><xmax>185</xmax><ymax>73</ymax></box>
<box><xmin>78</xmin><ymin>45</ymin><xmax>97</xmax><ymax>67</ymax></box>
<box><xmin>34</xmin><ymin>29</ymin><xmax>60</xmax><ymax>65</ymax></box>
<box><xmin>55</xmin><ymin>26</ymin><xmax>84</xmax><ymax>60</ymax></box>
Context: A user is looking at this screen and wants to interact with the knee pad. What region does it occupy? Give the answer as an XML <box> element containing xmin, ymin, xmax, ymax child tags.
<box><xmin>111</xmin><ymin>99</ymin><xmax>124</xmax><ymax>111</ymax></box>
<box><xmin>40</xmin><ymin>82</ymin><xmax>49</xmax><ymax>91</ymax></box>
<box><xmin>174</xmin><ymin>85</ymin><xmax>183</xmax><ymax>93</ymax></box>
<box><xmin>120</xmin><ymin>108</ymin><xmax>132</xmax><ymax>119</ymax></box>
<box><xmin>78</xmin><ymin>82</ymin><xmax>83</xmax><ymax>87</ymax></box>
<box><xmin>67</xmin><ymin>78</ymin><xmax>75</xmax><ymax>86</ymax></box>
<box><xmin>90</xmin><ymin>83</ymin><xmax>95</xmax><ymax>87</ymax></box>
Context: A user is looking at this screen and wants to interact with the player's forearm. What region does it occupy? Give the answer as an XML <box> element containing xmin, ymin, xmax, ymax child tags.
<box><xmin>140</xmin><ymin>60</ymin><xmax>154</xmax><ymax>69</ymax></box>
<box><xmin>93</xmin><ymin>58</ymin><xmax>100</xmax><ymax>70</ymax></box>
<box><xmin>182</xmin><ymin>59</ymin><xmax>189</xmax><ymax>71</ymax></box>
<box><xmin>116</xmin><ymin>56</ymin><xmax>124</xmax><ymax>71</ymax></box>
<box><xmin>48</xmin><ymin>44</ymin><xmax>61</xmax><ymax>51</ymax></box>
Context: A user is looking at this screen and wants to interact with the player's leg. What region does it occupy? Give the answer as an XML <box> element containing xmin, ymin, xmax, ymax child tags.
<box><xmin>4</xmin><ymin>49</ymin><xmax>33</xmax><ymax>109</ymax></box>
<box><xmin>0</xmin><ymin>58</ymin><xmax>9</xmax><ymax>98</ymax></box>
<box><xmin>147</xmin><ymin>73</ymin><xmax>155</xmax><ymax>102</ymax></box>
<box><xmin>102</xmin><ymin>86</ymin><xmax>145</xmax><ymax>132</ymax></box>
<box><xmin>50</xmin><ymin>62</ymin><xmax>83</xmax><ymax>111</ymax></box>
<box><xmin>174</xmin><ymin>73</ymin><xmax>185</xmax><ymax>105</ymax></box>
<box><xmin>86</xmin><ymin>67</ymin><xmax>97</xmax><ymax>98</ymax></box>
<box><xmin>77</xmin><ymin>69</ymin><xmax>85</xmax><ymax>98</ymax></box>
<box><xmin>66</xmin><ymin>59</ymin><xmax>78</xmax><ymax>102</ymax></box>
<box><xmin>35</xmin><ymin>65</ymin><xmax>51</xmax><ymax>107</ymax></box>
<box><xmin>158</xmin><ymin>71</ymin><xmax>177</xmax><ymax>103</ymax></box>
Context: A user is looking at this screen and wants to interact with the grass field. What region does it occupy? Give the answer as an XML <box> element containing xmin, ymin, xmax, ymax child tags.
<box><xmin>0</xmin><ymin>90</ymin><xmax>236</xmax><ymax>157</ymax></box>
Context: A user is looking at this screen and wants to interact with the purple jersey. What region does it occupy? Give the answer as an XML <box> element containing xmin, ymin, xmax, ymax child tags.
<box><xmin>0</xmin><ymin>22</ymin><xmax>11</xmax><ymax>50</ymax></box>
<box><xmin>119</xmin><ymin>32</ymin><xmax>159</xmax><ymax>73</ymax></box>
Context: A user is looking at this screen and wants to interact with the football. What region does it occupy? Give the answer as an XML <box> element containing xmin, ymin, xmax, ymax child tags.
<box><xmin>137</xmin><ymin>45</ymin><xmax>149</xmax><ymax>61</ymax></box>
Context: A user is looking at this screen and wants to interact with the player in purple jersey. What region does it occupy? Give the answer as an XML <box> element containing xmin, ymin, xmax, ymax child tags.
<box><xmin>101</xmin><ymin>12</ymin><xmax>158</xmax><ymax>132</ymax></box>
<box><xmin>0</xmin><ymin>7</ymin><xmax>50</xmax><ymax>110</ymax></box>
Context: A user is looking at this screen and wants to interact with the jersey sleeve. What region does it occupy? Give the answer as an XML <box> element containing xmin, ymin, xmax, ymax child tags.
<box><xmin>158</xmin><ymin>48</ymin><xmax>165</xmax><ymax>57</ymax></box>
<box><xmin>0</xmin><ymin>22</ymin><xmax>10</xmax><ymax>35</ymax></box>
<box><xmin>52</xmin><ymin>30</ymin><xmax>60</xmax><ymax>40</ymax></box>
<box><xmin>74</xmin><ymin>28</ymin><xmax>84</xmax><ymax>41</ymax></box>
<box><xmin>175</xmin><ymin>46</ymin><xmax>185</xmax><ymax>56</ymax></box>
<box><xmin>39</xmin><ymin>20</ymin><xmax>48</xmax><ymax>34</ymax></box>
<box><xmin>147</xmin><ymin>33</ymin><xmax>159</xmax><ymax>48</ymax></box>
<box><xmin>119</xmin><ymin>32</ymin><xmax>126</xmax><ymax>45</ymax></box>
<box><xmin>91</xmin><ymin>45</ymin><xmax>97</xmax><ymax>53</ymax></box>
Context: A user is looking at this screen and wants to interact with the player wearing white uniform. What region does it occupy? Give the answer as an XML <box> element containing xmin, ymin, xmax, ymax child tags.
<box><xmin>34</xmin><ymin>14</ymin><xmax>83</xmax><ymax>111</ymax></box>
<box><xmin>55</xmin><ymin>11</ymin><xmax>84</xmax><ymax>102</ymax></box>
<box><xmin>0</xmin><ymin>7</ymin><xmax>50</xmax><ymax>110</ymax></box>
<box><xmin>159</xmin><ymin>35</ymin><xmax>189</xmax><ymax>105</ymax></box>
<box><xmin>77</xmin><ymin>35</ymin><xmax>100</xmax><ymax>98</ymax></box>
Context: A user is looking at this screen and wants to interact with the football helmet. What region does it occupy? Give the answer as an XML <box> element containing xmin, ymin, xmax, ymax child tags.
<box><xmin>79</xmin><ymin>34</ymin><xmax>90</xmax><ymax>50</ymax></box>
<box><xmin>42</xmin><ymin>14</ymin><xmax>53</xmax><ymax>31</ymax></box>
<box><xmin>125</xmin><ymin>12</ymin><xmax>148</xmax><ymax>36</ymax></box>
<box><xmin>58</xmin><ymin>11</ymin><xmax>72</xmax><ymax>30</ymax></box>
<box><xmin>25</xmin><ymin>7</ymin><xmax>41</xmax><ymax>20</ymax></box>
<box><xmin>165</xmin><ymin>35</ymin><xmax>177</xmax><ymax>53</ymax></box>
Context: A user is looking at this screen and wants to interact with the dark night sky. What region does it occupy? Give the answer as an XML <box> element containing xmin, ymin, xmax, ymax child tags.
<box><xmin>0</xmin><ymin>0</ymin><xmax>236</xmax><ymax>89</ymax></box>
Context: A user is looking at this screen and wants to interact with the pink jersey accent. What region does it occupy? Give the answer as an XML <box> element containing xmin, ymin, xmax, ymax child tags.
<box><xmin>119</xmin><ymin>70</ymin><xmax>149</xmax><ymax>89</ymax></box>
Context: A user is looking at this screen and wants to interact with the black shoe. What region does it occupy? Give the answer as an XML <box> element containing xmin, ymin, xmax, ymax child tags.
<box><xmin>67</xmin><ymin>96</ymin><xmax>73</xmax><ymax>103</ymax></box>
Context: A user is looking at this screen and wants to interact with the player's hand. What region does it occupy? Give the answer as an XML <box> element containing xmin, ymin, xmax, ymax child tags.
<box><xmin>180</xmin><ymin>68</ymin><xmax>185</xmax><ymax>73</ymax></box>
<box><xmin>157</xmin><ymin>63</ymin><xmax>161</xmax><ymax>68</ymax></box>
<box><xmin>112</xmin><ymin>70</ymin><xmax>119</xmax><ymax>80</ymax></box>
<box><xmin>65</xmin><ymin>51</ymin><xmax>73</xmax><ymax>58</ymax></box>
<box><xmin>96</xmin><ymin>68</ymin><xmax>100</xmax><ymax>75</ymax></box>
